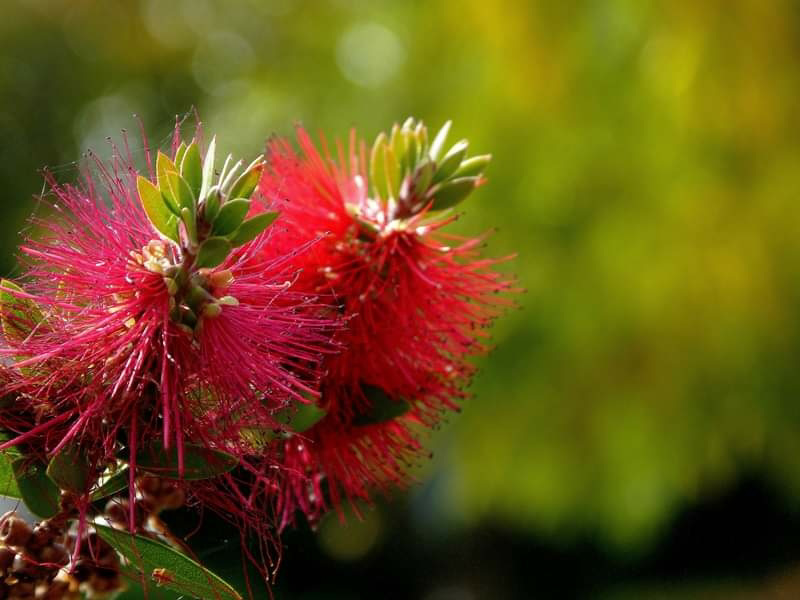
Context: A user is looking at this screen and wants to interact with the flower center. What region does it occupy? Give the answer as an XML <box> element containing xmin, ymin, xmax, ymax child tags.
<box><xmin>130</xmin><ymin>240</ymin><xmax>238</xmax><ymax>335</ymax></box>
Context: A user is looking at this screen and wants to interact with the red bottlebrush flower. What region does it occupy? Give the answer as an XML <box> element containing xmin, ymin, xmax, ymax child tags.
<box><xmin>0</xmin><ymin>132</ymin><xmax>338</xmax><ymax>535</ymax></box>
<box><xmin>259</xmin><ymin>119</ymin><xmax>515</xmax><ymax>526</ymax></box>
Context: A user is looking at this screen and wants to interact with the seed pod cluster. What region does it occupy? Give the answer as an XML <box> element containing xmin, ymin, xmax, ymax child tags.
<box><xmin>0</xmin><ymin>512</ymin><xmax>126</xmax><ymax>600</ymax></box>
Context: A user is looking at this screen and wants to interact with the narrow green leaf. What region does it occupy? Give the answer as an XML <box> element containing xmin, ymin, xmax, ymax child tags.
<box><xmin>137</xmin><ymin>176</ymin><xmax>179</xmax><ymax>243</ymax></box>
<box><xmin>383</xmin><ymin>144</ymin><xmax>399</xmax><ymax>201</ymax></box>
<box><xmin>390</xmin><ymin>123</ymin><xmax>407</xmax><ymax>175</ymax></box>
<box><xmin>427</xmin><ymin>177</ymin><xmax>479</xmax><ymax>211</ymax></box>
<box><xmin>180</xmin><ymin>141</ymin><xmax>203</xmax><ymax>200</ymax></box>
<box><xmin>353</xmin><ymin>385</ymin><xmax>411</xmax><ymax>426</ymax></box>
<box><xmin>431</xmin><ymin>140</ymin><xmax>468</xmax><ymax>185</ymax></box>
<box><xmin>405</xmin><ymin>134</ymin><xmax>418</xmax><ymax>175</ymax></box>
<box><xmin>412</xmin><ymin>161</ymin><xmax>435</xmax><ymax>199</ymax></box>
<box><xmin>454</xmin><ymin>154</ymin><xmax>491</xmax><ymax>178</ymax></box>
<box><xmin>428</xmin><ymin>120</ymin><xmax>452</xmax><ymax>162</ymax></box>
<box><xmin>47</xmin><ymin>445</ymin><xmax>90</xmax><ymax>493</ymax></box>
<box><xmin>369</xmin><ymin>133</ymin><xmax>389</xmax><ymax>202</ymax></box>
<box><xmin>415</xmin><ymin>121</ymin><xmax>428</xmax><ymax>157</ymax></box>
<box><xmin>228</xmin><ymin>212</ymin><xmax>278</xmax><ymax>247</ymax></box>
<box><xmin>227</xmin><ymin>160</ymin><xmax>263</xmax><ymax>200</ymax></box>
<box><xmin>181</xmin><ymin>207</ymin><xmax>198</xmax><ymax>247</ymax></box>
<box><xmin>203</xmin><ymin>187</ymin><xmax>221</xmax><ymax>223</ymax></box>
<box><xmin>13</xmin><ymin>459</ymin><xmax>59</xmax><ymax>518</ymax></box>
<box><xmin>212</xmin><ymin>199</ymin><xmax>251</xmax><ymax>236</ymax></box>
<box><xmin>91</xmin><ymin>466</ymin><xmax>129</xmax><ymax>501</ymax></box>
<box><xmin>166</xmin><ymin>171</ymin><xmax>196</xmax><ymax>214</ymax></box>
<box><xmin>95</xmin><ymin>524</ymin><xmax>242</xmax><ymax>600</ymax></box>
<box><xmin>174</xmin><ymin>142</ymin><xmax>187</xmax><ymax>167</ymax></box>
<box><xmin>200</xmin><ymin>135</ymin><xmax>216</xmax><ymax>203</ymax></box>
<box><xmin>132</xmin><ymin>441</ymin><xmax>237</xmax><ymax>480</ymax></box>
<box><xmin>0</xmin><ymin>451</ymin><xmax>21</xmax><ymax>499</ymax></box>
<box><xmin>219</xmin><ymin>158</ymin><xmax>243</xmax><ymax>195</ymax></box>
<box><xmin>156</xmin><ymin>152</ymin><xmax>180</xmax><ymax>215</ymax></box>
<box><xmin>1</xmin><ymin>280</ymin><xmax>44</xmax><ymax>343</ymax></box>
<box><xmin>195</xmin><ymin>237</ymin><xmax>232</xmax><ymax>269</ymax></box>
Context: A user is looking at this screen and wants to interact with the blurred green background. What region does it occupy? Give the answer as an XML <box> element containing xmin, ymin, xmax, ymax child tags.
<box><xmin>3</xmin><ymin>0</ymin><xmax>800</xmax><ymax>598</ymax></box>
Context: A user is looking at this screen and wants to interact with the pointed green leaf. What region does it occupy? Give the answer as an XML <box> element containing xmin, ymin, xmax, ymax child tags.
<box><xmin>219</xmin><ymin>158</ymin><xmax>243</xmax><ymax>194</ymax></box>
<box><xmin>405</xmin><ymin>134</ymin><xmax>418</xmax><ymax>174</ymax></box>
<box><xmin>370</xmin><ymin>133</ymin><xmax>389</xmax><ymax>202</ymax></box>
<box><xmin>137</xmin><ymin>176</ymin><xmax>179</xmax><ymax>243</ymax></box>
<box><xmin>95</xmin><ymin>524</ymin><xmax>242</xmax><ymax>600</ymax></box>
<box><xmin>180</xmin><ymin>207</ymin><xmax>198</xmax><ymax>247</ymax></box>
<box><xmin>133</xmin><ymin>441</ymin><xmax>237</xmax><ymax>480</ymax></box>
<box><xmin>428</xmin><ymin>120</ymin><xmax>452</xmax><ymax>161</ymax></box>
<box><xmin>180</xmin><ymin>141</ymin><xmax>203</xmax><ymax>200</ymax></box>
<box><xmin>13</xmin><ymin>459</ymin><xmax>59</xmax><ymax>518</ymax></box>
<box><xmin>47</xmin><ymin>445</ymin><xmax>90</xmax><ymax>494</ymax></box>
<box><xmin>390</xmin><ymin>123</ymin><xmax>407</xmax><ymax>175</ymax></box>
<box><xmin>91</xmin><ymin>466</ymin><xmax>129</xmax><ymax>501</ymax></box>
<box><xmin>454</xmin><ymin>154</ymin><xmax>491</xmax><ymax>178</ymax></box>
<box><xmin>218</xmin><ymin>154</ymin><xmax>234</xmax><ymax>190</ymax></box>
<box><xmin>432</xmin><ymin>140</ymin><xmax>468</xmax><ymax>185</ymax></box>
<box><xmin>415</xmin><ymin>121</ymin><xmax>428</xmax><ymax>156</ymax></box>
<box><xmin>156</xmin><ymin>152</ymin><xmax>180</xmax><ymax>215</ymax></box>
<box><xmin>228</xmin><ymin>212</ymin><xmax>278</xmax><ymax>247</ymax></box>
<box><xmin>195</xmin><ymin>237</ymin><xmax>231</xmax><ymax>269</ymax></box>
<box><xmin>200</xmin><ymin>135</ymin><xmax>216</xmax><ymax>203</ymax></box>
<box><xmin>353</xmin><ymin>385</ymin><xmax>410</xmax><ymax>426</ymax></box>
<box><xmin>413</xmin><ymin>161</ymin><xmax>435</xmax><ymax>199</ymax></box>
<box><xmin>212</xmin><ymin>199</ymin><xmax>251</xmax><ymax>236</ymax></box>
<box><xmin>203</xmin><ymin>187</ymin><xmax>221</xmax><ymax>223</ymax></box>
<box><xmin>174</xmin><ymin>142</ymin><xmax>187</xmax><ymax>167</ymax></box>
<box><xmin>427</xmin><ymin>177</ymin><xmax>479</xmax><ymax>211</ymax></box>
<box><xmin>383</xmin><ymin>144</ymin><xmax>399</xmax><ymax>201</ymax></box>
<box><xmin>166</xmin><ymin>171</ymin><xmax>196</xmax><ymax>214</ymax></box>
<box><xmin>227</xmin><ymin>160</ymin><xmax>263</xmax><ymax>200</ymax></box>
<box><xmin>1</xmin><ymin>280</ymin><xmax>44</xmax><ymax>343</ymax></box>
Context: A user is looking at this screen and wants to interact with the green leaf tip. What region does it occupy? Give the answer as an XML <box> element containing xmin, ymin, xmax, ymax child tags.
<box><xmin>137</xmin><ymin>176</ymin><xmax>179</xmax><ymax>243</ymax></box>
<box><xmin>228</xmin><ymin>212</ymin><xmax>279</xmax><ymax>247</ymax></box>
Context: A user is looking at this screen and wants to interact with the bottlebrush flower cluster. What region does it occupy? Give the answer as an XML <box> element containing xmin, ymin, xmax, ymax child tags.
<box><xmin>0</xmin><ymin>118</ymin><xmax>513</xmax><ymax>598</ymax></box>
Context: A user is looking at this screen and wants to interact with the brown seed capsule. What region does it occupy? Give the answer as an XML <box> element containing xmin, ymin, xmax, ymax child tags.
<box><xmin>70</xmin><ymin>559</ymin><xmax>93</xmax><ymax>583</ymax></box>
<box><xmin>102</xmin><ymin>500</ymin><xmax>128</xmax><ymax>529</ymax></box>
<box><xmin>27</xmin><ymin>522</ymin><xmax>60</xmax><ymax>552</ymax></box>
<box><xmin>136</xmin><ymin>474</ymin><xmax>162</xmax><ymax>497</ymax></box>
<box><xmin>159</xmin><ymin>487</ymin><xmax>186</xmax><ymax>511</ymax></box>
<box><xmin>6</xmin><ymin>580</ymin><xmax>35</xmax><ymax>600</ymax></box>
<box><xmin>38</xmin><ymin>543</ymin><xmax>69</xmax><ymax>568</ymax></box>
<box><xmin>86</xmin><ymin>569</ymin><xmax>123</xmax><ymax>595</ymax></box>
<box><xmin>40</xmin><ymin>579</ymin><xmax>70</xmax><ymax>600</ymax></box>
<box><xmin>10</xmin><ymin>552</ymin><xmax>40</xmax><ymax>579</ymax></box>
<box><xmin>0</xmin><ymin>516</ymin><xmax>32</xmax><ymax>548</ymax></box>
<box><xmin>0</xmin><ymin>545</ymin><xmax>14</xmax><ymax>572</ymax></box>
